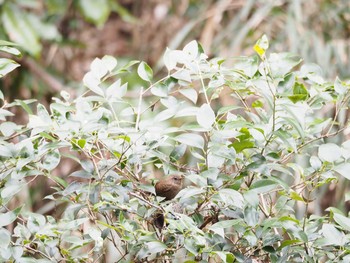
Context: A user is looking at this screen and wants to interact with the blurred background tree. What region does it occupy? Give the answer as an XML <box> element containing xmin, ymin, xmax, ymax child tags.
<box><xmin>1</xmin><ymin>0</ymin><xmax>349</xmax><ymax>102</ymax></box>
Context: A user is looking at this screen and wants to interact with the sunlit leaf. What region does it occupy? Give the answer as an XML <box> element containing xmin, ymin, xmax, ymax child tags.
<box><xmin>196</xmin><ymin>103</ymin><xmax>215</xmax><ymax>129</ymax></box>
<box><xmin>175</xmin><ymin>133</ymin><xmax>204</xmax><ymax>148</ymax></box>
<box><xmin>333</xmin><ymin>163</ymin><xmax>350</xmax><ymax>180</ymax></box>
<box><xmin>179</xmin><ymin>88</ymin><xmax>197</xmax><ymax>104</ymax></box>
<box><xmin>0</xmin><ymin>207</ymin><xmax>21</xmax><ymax>227</ymax></box>
<box><xmin>137</xmin><ymin>61</ymin><xmax>153</xmax><ymax>82</ymax></box>
<box><xmin>0</xmin><ymin>58</ymin><xmax>20</xmax><ymax>77</ymax></box>
<box><xmin>318</xmin><ymin>143</ymin><xmax>342</xmax><ymax>163</ymax></box>
<box><xmin>334</xmin><ymin>77</ymin><xmax>348</xmax><ymax>95</ymax></box>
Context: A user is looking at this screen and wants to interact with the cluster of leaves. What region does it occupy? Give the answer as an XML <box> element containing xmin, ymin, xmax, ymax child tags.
<box><xmin>1</xmin><ymin>35</ymin><xmax>350</xmax><ymax>262</ymax></box>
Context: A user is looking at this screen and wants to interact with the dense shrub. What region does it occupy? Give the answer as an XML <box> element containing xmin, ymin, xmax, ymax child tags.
<box><xmin>0</xmin><ymin>36</ymin><xmax>350</xmax><ymax>262</ymax></box>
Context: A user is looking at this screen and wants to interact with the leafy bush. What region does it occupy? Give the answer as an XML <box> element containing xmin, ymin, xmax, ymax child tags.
<box><xmin>1</xmin><ymin>35</ymin><xmax>350</xmax><ymax>262</ymax></box>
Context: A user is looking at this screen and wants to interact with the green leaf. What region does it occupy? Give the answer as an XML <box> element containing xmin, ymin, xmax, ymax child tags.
<box><xmin>101</xmin><ymin>55</ymin><xmax>118</xmax><ymax>72</ymax></box>
<box><xmin>230</xmin><ymin>128</ymin><xmax>255</xmax><ymax>153</ymax></box>
<box><xmin>217</xmin><ymin>105</ymin><xmax>242</xmax><ymax>115</ymax></box>
<box><xmin>175</xmin><ymin>133</ymin><xmax>204</xmax><ymax>149</ymax></box>
<box><xmin>42</xmin><ymin>149</ymin><xmax>61</xmax><ymax>170</ymax></box>
<box><xmin>0</xmin><ymin>46</ymin><xmax>21</xmax><ymax>56</ymax></box>
<box><xmin>163</xmin><ymin>47</ymin><xmax>176</xmax><ymax>71</ymax></box>
<box><xmin>0</xmin><ymin>228</ymin><xmax>11</xmax><ymax>248</ymax></box>
<box><xmin>318</xmin><ymin>143</ymin><xmax>342</xmax><ymax>163</ymax></box>
<box><xmin>0</xmin><ymin>40</ymin><xmax>20</xmax><ymax>46</ymax></box>
<box><xmin>172</xmin><ymin>69</ymin><xmax>191</xmax><ymax>82</ymax></box>
<box><xmin>0</xmin><ymin>207</ymin><xmax>21</xmax><ymax>227</ymax></box>
<box><xmin>334</xmin><ymin>76</ymin><xmax>348</xmax><ymax>95</ymax></box>
<box><xmin>177</xmin><ymin>187</ymin><xmax>206</xmax><ymax>200</ymax></box>
<box><xmin>310</xmin><ymin>156</ymin><xmax>322</xmax><ymax>170</ymax></box>
<box><xmin>333</xmin><ymin>213</ymin><xmax>350</xmax><ymax>231</ymax></box>
<box><xmin>183</xmin><ymin>40</ymin><xmax>198</xmax><ymax>60</ymax></box>
<box><xmin>0</xmin><ymin>58</ymin><xmax>20</xmax><ymax>77</ymax></box>
<box><xmin>196</xmin><ymin>103</ymin><xmax>215</xmax><ymax>129</ymax></box>
<box><xmin>0</xmin><ymin>122</ymin><xmax>18</xmax><ymax>137</ymax></box>
<box><xmin>278</xmin><ymin>239</ymin><xmax>302</xmax><ymax>250</ymax></box>
<box><xmin>0</xmin><ymin>108</ymin><xmax>15</xmax><ymax>121</ymax></box>
<box><xmin>2</xmin><ymin>4</ymin><xmax>41</xmax><ymax>57</ymax></box>
<box><xmin>268</xmin><ymin>53</ymin><xmax>302</xmax><ymax>78</ymax></box>
<box><xmin>77</xmin><ymin>0</ymin><xmax>110</xmax><ymax>27</ymax></box>
<box><xmin>211</xmin><ymin>251</ymin><xmax>235</xmax><ymax>263</ymax></box>
<box><xmin>179</xmin><ymin>88</ymin><xmax>198</xmax><ymax>104</ymax></box>
<box><xmin>1</xmin><ymin>183</ymin><xmax>25</xmax><ymax>199</ymax></box>
<box><xmin>250</xmin><ymin>179</ymin><xmax>278</xmax><ymax>194</ymax></box>
<box><xmin>233</xmin><ymin>56</ymin><xmax>259</xmax><ymax>78</ymax></box>
<box><xmin>83</xmin><ymin>71</ymin><xmax>104</xmax><ymax>96</ymax></box>
<box><xmin>320</xmin><ymin>224</ymin><xmax>345</xmax><ymax>246</ymax></box>
<box><xmin>289</xmin><ymin>190</ymin><xmax>305</xmax><ymax>202</ymax></box>
<box><xmin>15</xmin><ymin>99</ymin><xmax>34</xmax><ymax>114</ymax></box>
<box><xmin>51</xmin><ymin>175</ymin><xmax>68</xmax><ymax>188</ymax></box>
<box><xmin>334</xmin><ymin>163</ymin><xmax>350</xmax><ymax>180</ymax></box>
<box><xmin>170</xmin><ymin>144</ymin><xmax>187</xmax><ymax>162</ymax></box>
<box><xmin>288</xmin><ymin>82</ymin><xmax>308</xmax><ymax>103</ymax></box>
<box><xmin>106</xmin><ymin>80</ymin><xmax>127</xmax><ymax>99</ymax></box>
<box><xmin>230</xmin><ymin>140</ymin><xmax>254</xmax><ymax>153</ymax></box>
<box><xmin>60</xmin><ymin>218</ymin><xmax>89</xmax><ymax>230</ymax></box>
<box><xmin>137</xmin><ymin>241</ymin><xmax>167</xmax><ymax>259</ymax></box>
<box><xmin>209</xmin><ymin>220</ymin><xmax>240</xmax><ymax>238</ymax></box>
<box><xmin>184</xmin><ymin>238</ymin><xmax>199</xmax><ymax>256</ymax></box>
<box><xmin>137</xmin><ymin>61</ymin><xmax>153</xmax><ymax>82</ymax></box>
<box><xmin>218</xmin><ymin>188</ymin><xmax>244</xmax><ymax>208</ymax></box>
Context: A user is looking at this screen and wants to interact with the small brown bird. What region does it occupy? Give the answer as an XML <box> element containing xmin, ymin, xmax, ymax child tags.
<box><xmin>155</xmin><ymin>174</ymin><xmax>184</xmax><ymax>200</ymax></box>
<box><xmin>153</xmin><ymin>174</ymin><xmax>184</xmax><ymax>229</ymax></box>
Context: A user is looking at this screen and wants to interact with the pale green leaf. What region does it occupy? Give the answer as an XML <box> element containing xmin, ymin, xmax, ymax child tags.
<box><xmin>318</xmin><ymin>143</ymin><xmax>342</xmax><ymax>163</ymax></box>
<box><xmin>137</xmin><ymin>61</ymin><xmax>153</xmax><ymax>82</ymax></box>
<box><xmin>0</xmin><ymin>58</ymin><xmax>20</xmax><ymax>77</ymax></box>
<box><xmin>334</xmin><ymin>77</ymin><xmax>348</xmax><ymax>95</ymax></box>
<box><xmin>179</xmin><ymin>88</ymin><xmax>197</xmax><ymax>104</ymax></box>
<box><xmin>334</xmin><ymin>163</ymin><xmax>350</xmax><ymax>180</ymax></box>
<box><xmin>0</xmin><ymin>46</ymin><xmax>21</xmax><ymax>56</ymax></box>
<box><xmin>163</xmin><ymin>48</ymin><xmax>176</xmax><ymax>71</ymax></box>
<box><xmin>183</xmin><ymin>40</ymin><xmax>198</xmax><ymax>60</ymax></box>
<box><xmin>60</xmin><ymin>218</ymin><xmax>89</xmax><ymax>230</ymax></box>
<box><xmin>196</xmin><ymin>103</ymin><xmax>215</xmax><ymax>129</ymax></box>
<box><xmin>0</xmin><ymin>122</ymin><xmax>18</xmax><ymax>137</ymax></box>
<box><xmin>0</xmin><ymin>228</ymin><xmax>11</xmax><ymax>248</ymax></box>
<box><xmin>172</xmin><ymin>69</ymin><xmax>191</xmax><ymax>82</ymax></box>
<box><xmin>174</xmin><ymin>133</ymin><xmax>204</xmax><ymax>148</ymax></box>
<box><xmin>310</xmin><ymin>156</ymin><xmax>322</xmax><ymax>170</ymax></box>
<box><xmin>2</xmin><ymin>4</ymin><xmax>41</xmax><ymax>56</ymax></box>
<box><xmin>321</xmin><ymin>224</ymin><xmax>345</xmax><ymax>246</ymax></box>
<box><xmin>137</xmin><ymin>241</ymin><xmax>167</xmax><ymax>259</ymax></box>
<box><xmin>209</xmin><ymin>220</ymin><xmax>240</xmax><ymax>238</ymax></box>
<box><xmin>218</xmin><ymin>188</ymin><xmax>244</xmax><ymax>208</ymax></box>
<box><xmin>42</xmin><ymin>149</ymin><xmax>61</xmax><ymax>170</ymax></box>
<box><xmin>102</xmin><ymin>55</ymin><xmax>117</xmax><ymax>72</ymax></box>
<box><xmin>334</xmin><ymin>213</ymin><xmax>350</xmax><ymax>231</ymax></box>
<box><xmin>83</xmin><ymin>71</ymin><xmax>104</xmax><ymax>96</ymax></box>
<box><xmin>0</xmin><ymin>210</ymin><xmax>18</xmax><ymax>227</ymax></box>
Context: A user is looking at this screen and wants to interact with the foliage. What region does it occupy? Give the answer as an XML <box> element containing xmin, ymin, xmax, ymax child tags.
<box><xmin>1</xmin><ymin>35</ymin><xmax>350</xmax><ymax>262</ymax></box>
